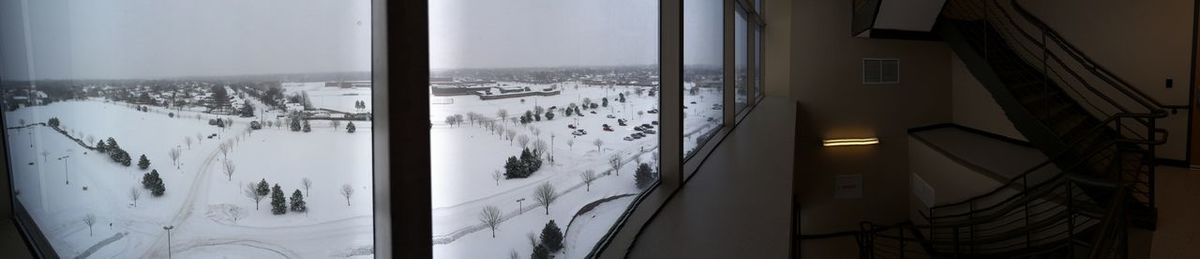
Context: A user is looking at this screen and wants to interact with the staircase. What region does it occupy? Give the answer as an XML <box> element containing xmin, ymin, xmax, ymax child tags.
<box><xmin>804</xmin><ymin>0</ymin><xmax>1191</xmax><ymax>258</ymax></box>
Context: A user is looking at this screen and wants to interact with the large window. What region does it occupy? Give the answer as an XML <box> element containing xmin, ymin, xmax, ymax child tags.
<box><xmin>683</xmin><ymin>0</ymin><xmax>725</xmax><ymax>159</ymax></box>
<box><xmin>429</xmin><ymin>1</ymin><xmax>660</xmax><ymax>258</ymax></box>
<box><xmin>1</xmin><ymin>1</ymin><xmax>375</xmax><ymax>258</ymax></box>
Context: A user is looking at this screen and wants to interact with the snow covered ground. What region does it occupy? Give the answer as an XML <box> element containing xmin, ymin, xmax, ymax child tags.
<box><xmin>4</xmin><ymin>97</ymin><xmax>374</xmax><ymax>258</ymax></box>
<box><xmin>283</xmin><ymin>82</ymin><xmax>372</xmax><ymax>113</ymax></box>
<box><xmin>431</xmin><ymin>82</ymin><xmax>714</xmax><ymax>258</ymax></box>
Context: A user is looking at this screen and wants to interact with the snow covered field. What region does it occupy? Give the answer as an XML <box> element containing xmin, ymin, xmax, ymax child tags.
<box><xmin>283</xmin><ymin>82</ymin><xmax>372</xmax><ymax>113</ymax></box>
<box><xmin>4</xmin><ymin>98</ymin><xmax>374</xmax><ymax>258</ymax></box>
<box><xmin>431</xmin><ymin>82</ymin><xmax>721</xmax><ymax>258</ymax></box>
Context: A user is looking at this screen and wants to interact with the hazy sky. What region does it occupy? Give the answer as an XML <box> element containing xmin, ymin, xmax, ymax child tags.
<box><xmin>2</xmin><ymin>0</ymin><xmax>371</xmax><ymax>80</ymax></box>
<box><xmin>431</xmin><ymin>0</ymin><xmax>691</xmax><ymax>70</ymax></box>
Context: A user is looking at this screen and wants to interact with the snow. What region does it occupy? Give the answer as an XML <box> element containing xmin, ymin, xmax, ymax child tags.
<box><xmin>430</xmin><ymin>82</ymin><xmax>677</xmax><ymax>258</ymax></box>
<box><xmin>283</xmin><ymin>82</ymin><xmax>372</xmax><ymax>113</ymax></box>
<box><xmin>4</xmin><ymin>96</ymin><xmax>374</xmax><ymax>258</ymax></box>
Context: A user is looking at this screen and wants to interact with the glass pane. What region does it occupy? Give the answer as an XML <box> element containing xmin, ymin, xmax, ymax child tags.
<box><xmin>683</xmin><ymin>0</ymin><xmax>724</xmax><ymax>159</ymax></box>
<box><xmin>429</xmin><ymin>1</ymin><xmax>660</xmax><ymax>258</ymax></box>
<box><xmin>1</xmin><ymin>1</ymin><xmax>375</xmax><ymax>258</ymax></box>
<box><xmin>755</xmin><ymin>27</ymin><xmax>765</xmax><ymax>100</ymax></box>
<box><xmin>735</xmin><ymin>12</ymin><xmax>749</xmax><ymax>114</ymax></box>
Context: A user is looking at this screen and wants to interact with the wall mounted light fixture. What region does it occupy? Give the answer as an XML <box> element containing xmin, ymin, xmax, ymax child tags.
<box><xmin>822</xmin><ymin>138</ymin><xmax>880</xmax><ymax>147</ymax></box>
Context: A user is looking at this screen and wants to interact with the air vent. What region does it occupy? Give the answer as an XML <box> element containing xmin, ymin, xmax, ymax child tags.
<box><xmin>863</xmin><ymin>58</ymin><xmax>899</xmax><ymax>84</ymax></box>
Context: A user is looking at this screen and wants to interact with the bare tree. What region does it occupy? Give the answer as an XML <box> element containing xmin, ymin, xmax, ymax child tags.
<box><xmin>567</xmin><ymin>139</ymin><xmax>575</xmax><ymax>150</ymax></box>
<box><xmin>219</xmin><ymin>142</ymin><xmax>231</xmax><ymax>159</ymax></box>
<box><xmin>184</xmin><ymin>136</ymin><xmax>193</xmax><ymax>149</ymax></box>
<box><xmin>83</xmin><ymin>214</ymin><xmax>96</xmax><ymax>236</ymax></box>
<box><xmin>609</xmin><ymin>154</ymin><xmax>623</xmax><ymax>176</ymax></box>
<box><xmin>340</xmin><ymin>184</ymin><xmax>355</xmax><ymax>206</ymax></box>
<box><xmin>129</xmin><ymin>187</ymin><xmax>141</xmax><ymax>207</ymax></box>
<box><xmin>497</xmin><ymin>109</ymin><xmax>509</xmax><ymax>124</ymax></box>
<box><xmin>492</xmin><ymin>170</ymin><xmax>502</xmax><ymax>186</ymax></box>
<box><xmin>479</xmin><ymin>205</ymin><xmax>502</xmax><ymax>238</ymax></box>
<box><xmin>593</xmin><ymin>139</ymin><xmax>604</xmax><ymax>152</ymax></box>
<box><xmin>532</xmin><ymin>139</ymin><xmax>548</xmax><ymax>157</ymax></box>
<box><xmin>244</xmin><ymin>183</ymin><xmax>266</xmax><ymax>210</ymax></box>
<box><xmin>169</xmin><ymin>148</ymin><xmax>182</xmax><ymax>169</ymax></box>
<box><xmin>196</xmin><ymin>133</ymin><xmax>204</xmax><ymax>143</ymax></box>
<box><xmin>228</xmin><ymin>206</ymin><xmax>245</xmax><ymax>224</ymax></box>
<box><xmin>302</xmin><ymin>178</ymin><xmax>312</xmax><ymax>197</ymax></box>
<box><xmin>40</xmin><ymin>150</ymin><xmax>49</xmax><ymax>162</ymax></box>
<box><xmin>533</xmin><ymin>182</ymin><xmax>556</xmax><ymax>215</ymax></box>
<box><xmin>581</xmin><ymin>170</ymin><xmax>598</xmax><ymax>192</ymax></box>
<box><xmin>330</xmin><ymin>120</ymin><xmax>341</xmax><ymax>131</ymax></box>
<box><xmin>509</xmin><ymin>250</ymin><xmax>518</xmax><ymax>259</ymax></box>
<box><xmin>517</xmin><ymin>135</ymin><xmax>531</xmax><ymax>148</ymax></box>
<box><xmin>223</xmin><ymin>159</ymin><xmax>236</xmax><ymax>181</ymax></box>
<box><xmin>526</xmin><ymin>232</ymin><xmax>538</xmax><ymax>250</ymax></box>
<box><xmin>505</xmin><ymin>130</ymin><xmax>517</xmax><ymax>144</ymax></box>
<box><xmin>86</xmin><ymin>135</ymin><xmax>95</xmax><ymax>146</ymax></box>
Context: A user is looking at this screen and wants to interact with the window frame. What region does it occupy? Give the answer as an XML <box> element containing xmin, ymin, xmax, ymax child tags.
<box><xmin>408</xmin><ymin>0</ymin><xmax>771</xmax><ymax>257</ymax></box>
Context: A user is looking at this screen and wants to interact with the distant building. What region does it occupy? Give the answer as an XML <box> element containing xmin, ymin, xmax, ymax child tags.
<box><xmin>325</xmin><ymin>81</ymin><xmax>373</xmax><ymax>88</ymax></box>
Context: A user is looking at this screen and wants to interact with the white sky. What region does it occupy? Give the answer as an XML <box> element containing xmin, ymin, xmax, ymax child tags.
<box><xmin>2</xmin><ymin>0</ymin><xmax>372</xmax><ymax>80</ymax></box>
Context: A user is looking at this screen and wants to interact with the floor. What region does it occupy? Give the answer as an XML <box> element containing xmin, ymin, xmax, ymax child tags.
<box><xmin>0</xmin><ymin>219</ymin><xmax>32</xmax><ymax>259</ymax></box>
<box><xmin>626</xmin><ymin>100</ymin><xmax>796</xmax><ymax>258</ymax></box>
<box><xmin>1146</xmin><ymin>166</ymin><xmax>1200</xmax><ymax>259</ymax></box>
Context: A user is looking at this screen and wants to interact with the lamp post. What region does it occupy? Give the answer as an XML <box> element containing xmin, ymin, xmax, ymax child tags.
<box><xmin>56</xmin><ymin>155</ymin><xmax>70</xmax><ymax>185</ymax></box>
<box><xmin>163</xmin><ymin>225</ymin><xmax>175</xmax><ymax>259</ymax></box>
<box><xmin>516</xmin><ymin>198</ymin><xmax>525</xmax><ymax>212</ymax></box>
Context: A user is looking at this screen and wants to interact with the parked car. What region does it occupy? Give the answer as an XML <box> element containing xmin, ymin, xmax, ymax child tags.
<box><xmin>624</xmin><ymin>136</ymin><xmax>634</xmax><ymax>141</ymax></box>
<box><xmin>641</xmin><ymin>124</ymin><xmax>653</xmax><ymax>129</ymax></box>
<box><xmin>568</xmin><ymin>124</ymin><xmax>577</xmax><ymax>129</ymax></box>
<box><xmin>644</xmin><ymin>129</ymin><xmax>656</xmax><ymax>134</ymax></box>
<box><xmin>606</xmin><ymin>115</ymin><xmax>616</xmax><ymax>119</ymax></box>
<box><xmin>590</xmin><ymin>111</ymin><xmax>597</xmax><ymax>114</ymax></box>
<box><xmin>651</xmin><ymin>121</ymin><xmax>659</xmax><ymax>125</ymax></box>
<box><xmin>572</xmin><ymin>129</ymin><xmax>587</xmax><ymax>136</ymax></box>
<box><xmin>690</xmin><ymin>101</ymin><xmax>697</xmax><ymax>104</ymax></box>
<box><xmin>618</xmin><ymin>119</ymin><xmax>628</xmax><ymax>126</ymax></box>
<box><xmin>602</xmin><ymin>124</ymin><xmax>614</xmax><ymax>132</ymax></box>
<box><xmin>647</xmin><ymin>109</ymin><xmax>658</xmax><ymax>114</ymax></box>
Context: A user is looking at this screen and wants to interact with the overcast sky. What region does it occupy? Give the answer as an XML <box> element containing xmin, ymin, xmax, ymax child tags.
<box><xmin>2</xmin><ymin>0</ymin><xmax>371</xmax><ymax>80</ymax></box>
<box><xmin>431</xmin><ymin>0</ymin><xmax>721</xmax><ymax>70</ymax></box>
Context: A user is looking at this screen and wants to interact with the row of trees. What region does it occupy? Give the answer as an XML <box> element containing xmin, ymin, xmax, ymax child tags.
<box><xmin>140</xmin><ymin>170</ymin><xmax>166</xmax><ymax>197</ymax></box>
<box><xmin>242</xmin><ymin>178</ymin><xmax>354</xmax><ymax>215</ymax></box>
<box><xmin>96</xmin><ymin>137</ymin><xmax>132</xmax><ymax>166</ymax></box>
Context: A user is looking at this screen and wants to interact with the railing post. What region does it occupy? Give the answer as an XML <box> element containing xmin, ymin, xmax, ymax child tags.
<box><xmin>953</xmin><ymin>226</ymin><xmax>960</xmax><ymax>258</ymax></box>
<box><xmin>1023</xmin><ymin>176</ymin><xmax>1031</xmax><ymax>249</ymax></box>
<box><xmin>1148</xmin><ymin>119</ymin><xmax>1156</xmax><ymax>208</ymax></box>
<box><xmin>969</xmin><ymin>201</ymin><xmax>976</xmax><ymax>255</ymax></box>
<box><xmin>1067</xmin><ymin>182</ymin><xmax>1075</xmax><ymax>258</ymax></box>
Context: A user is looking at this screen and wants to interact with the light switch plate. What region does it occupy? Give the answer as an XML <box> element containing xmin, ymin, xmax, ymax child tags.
<box><xmin>835</xmin><ymin>174</ymin><xmax>863</xmax><ymax>199</ymax></box>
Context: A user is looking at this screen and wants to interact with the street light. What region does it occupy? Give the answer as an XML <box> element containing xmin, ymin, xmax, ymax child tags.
<box><xmin>163</xmin><ymin>225</ymin><xmax>175</xmax><ymax>259</ymax></box>
<box><xmin>516</xmin><ymin>198</ymin><xmax>525</xmax><ymax>212</ymax></box>
<box><xmin>56</xmin><ymin>155</ymin><xmax>70</xmax><ymax>185</ymax></box>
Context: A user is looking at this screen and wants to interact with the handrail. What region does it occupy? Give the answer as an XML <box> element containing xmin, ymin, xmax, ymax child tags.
<box><xmin>930</xmin><ymin>112</ymin><xmax>1154</xmax><ymax>211</ymax></box>
<box><xmin>1007</xmin><ymin>0</ymin><xmax>1188</xmax><ymax>113</ymax></box>
<box><xmin>1087</xmin><ymin>184</ymin><xmax>1130</xmax><ymax>258</ymax></box>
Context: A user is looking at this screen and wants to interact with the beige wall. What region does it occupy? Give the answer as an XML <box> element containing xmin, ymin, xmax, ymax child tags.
<box><xmin>1019</xmin><ymin>0</ymin><xmax>1193</xmax><ymax>160</ymax></box>
<box><xmin>764</xmin><ymin>0</ymin><xmax>792</xmax><ymax>98</ymax></box>
<box><xmin>951</xmin><ymin>53</ymin><xmax>1026</xmax><ymax>141</ymax></box>
<box><xmin>790</xmin><ymin>0</ymin><xmax>952</xmax><ymax>234</ymax></box>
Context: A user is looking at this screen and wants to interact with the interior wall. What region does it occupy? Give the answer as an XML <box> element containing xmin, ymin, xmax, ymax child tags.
<box><xmin>1019</xmin><ymin>0</ymin><xmax>1193</xmax><ymax>161</ymax></box>
<box><xmin>950</xmin><ymin>53</ymin><xmax>1026</xmax><ymax>141</ymax></box>
<box><xmin>790</xmin><ymin>0</ymin><xmax>952</xmax><ymax>236</ymax></box>
<box><xmin>764</xmin><ymin>0</ymin><xmax>792</xmax><ymax>98</ymax></box>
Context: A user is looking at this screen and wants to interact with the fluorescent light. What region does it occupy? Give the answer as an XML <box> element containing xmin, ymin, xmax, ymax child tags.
<box><xmin>823</xmin><ymin>138</ymin><xmax>879</xmax><ymax>147</ymax></box>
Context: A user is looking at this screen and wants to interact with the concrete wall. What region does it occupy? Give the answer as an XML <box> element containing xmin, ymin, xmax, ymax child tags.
<box><xmin>790</xmin><ymin>0</ymin><xmax>953</xmax><ymax>234</ymax></box>
<box><xmin>1019</xmin><ymin>0</ymin><xmax>1194</xmax><ymax>161</ymax></box>
<box><xmin>951</xmin><ymin>53</ymin><xmax>1026</xmax><ymax>141</ymax></box>
<box><xmin>907</xmin><ymin>136</ymin><xmax>1006</xmax><ymax>223</ymax></box>
<box><xmin>764</xmin><ymin>0</ymin><xmax>792</xmax><ymax>98</ymax></box>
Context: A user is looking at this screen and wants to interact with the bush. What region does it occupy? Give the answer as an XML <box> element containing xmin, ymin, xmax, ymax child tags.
<box><xmin>142</xmin><ymin>170</ymin><xmax>165</xmax><ymax>197</ymax></box>
<box><xmin>137</xmin><ymin>154</ymin><xmax>151</xmax><ymax>170</ymax></box>
<box><xmin>531</xmin><ymin>245</ymin><xmax>549</xmax><ymax>259</ymax></box>
<box><xmin>346</xmin><ymin>122</ymin><xmax>356</xmax><ymax>133</ymax></box>
<box><xmin>110</xmin><ymin>149</ymin><xmax>131</xmax><ymax>167</ymax></box>
<box><xmin>47</xmin><ymin>117</ymin><xmax>60</xmax><ymax>128</ymax></box>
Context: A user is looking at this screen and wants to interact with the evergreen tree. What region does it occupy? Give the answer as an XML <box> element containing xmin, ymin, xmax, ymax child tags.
<box><xmin>289</xmin><ymin>189</ymin><xmax>307</xmax><ymax>212</ymax></box>
<box><xmin>635</xmin><ymin>163</ymin><xmax>656</xmax><ymax>189</ymax></box>
<box><xmin>545</xmin><ymin>111</ymin><xmax>554</xmax><ymax>120</ymax></box>
<box><xmin>302</xmin><ymin>119</ymin><xmax>312</xmax><ymax>132</ymax></box>
<box><xmin>540</xmin><ymin>220</ymin><xmax>564</xmax><ymax>252</ymax></box>
<box><xmin>256</xmin><ymin>179</ymin><xmax>270</xmax><ymax>196</ymax></box>
<box><xmin>602</xmin><ymin>97</ymin><xmax>608</xmax><ymax>107</ymax></box>
<box><xmin>106</xmin><ymin>137</ymin><xmax>120</xmax><ymax>150</ymax></box>
<box><xmin>619</xmin><ymin>93</ymin><xmax>626</xmax><ymax>102</ymax></box>
<box><xmin>111</xmin><ymin>149</ymin><xmax>132</xmax><ymax>167</ymax></box>
<box><xmin>142</xmin><ymin>170</ymin><xmax>165</xmax><ymax>196</ymax></box>
<box><xmin>137</xmin><ymin>154</ymin><xmax>151</xmax><ymax>170</ymax></box>
<box><xmin>531</xmin><ymin>245</ymin><xmax>550</xmax><ymax>259</ymax></box>
<box><xmin>290</xmin><ymin>117</ymin><xmax>302</xmax><ymax>131</ymax></box>
<box><xmin>346</xmin><ymin>122</ymin><xmax>356</xmax><ymax>133</ymax></box>
<box><xmin>270</xmin><ymin>184</ymin><xmax>287</xmax><ymax>215</ymax></box>
<box><xmin>96</xmin><ymin>140</ymin><xmax>108</xmax><ymax>153</ymax></box>
<box><xmin>240</xmin><ymin>100</ymin><xmax>255</xmax><ymax>117</ymax></box>
<box><xmin>47</xmin><ymin>117</ymin><xmax>60</xmax><ymax>128</ymax></box>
